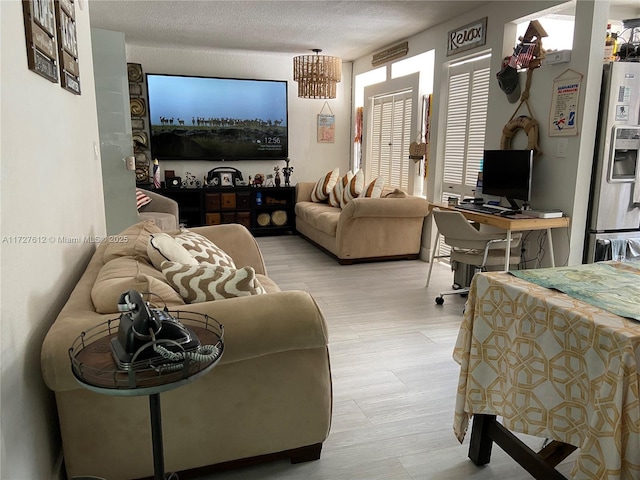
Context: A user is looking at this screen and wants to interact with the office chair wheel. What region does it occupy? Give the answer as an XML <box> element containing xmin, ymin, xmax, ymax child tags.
<box><xmin>435</xmin><ymin>296</ymin><xmax>445</xmax><ymax>305</ymax></box>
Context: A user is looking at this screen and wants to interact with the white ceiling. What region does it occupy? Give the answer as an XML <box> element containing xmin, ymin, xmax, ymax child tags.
<box><xmin>87</xmin><ymin>0</ymin><xmax>492</xmax><ymax>61</ymax></box>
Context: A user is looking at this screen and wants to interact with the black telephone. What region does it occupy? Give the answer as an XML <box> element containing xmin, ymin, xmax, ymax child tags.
<box><xmin>110</xmin><ymin>290</ymin><xmax>201</xmax><ymax>370</ymax></box>
<box><xmin>206</xmin><ymin>167</ymin><xmax>244</xmax><ymax>187</ymax></box>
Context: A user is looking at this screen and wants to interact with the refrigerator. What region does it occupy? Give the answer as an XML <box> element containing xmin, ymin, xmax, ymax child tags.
<box><xmin>585</xmin><ymin>62</ymin><xmax>640</xmax><ymax>263</ymax></box>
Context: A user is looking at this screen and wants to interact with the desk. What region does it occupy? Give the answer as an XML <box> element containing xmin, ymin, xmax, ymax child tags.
<box><xmin>431</xmin><ymin>204</ymin><xmax>570</xmax><ymax>270</ymax></box>
<box><xmin>453</xmin><ymin>270</ymin><xmax>640</xmax><ymax>479</ymax></box>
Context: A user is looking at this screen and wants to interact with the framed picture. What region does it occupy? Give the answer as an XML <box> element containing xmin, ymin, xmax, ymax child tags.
<box><xmin>220</xmin><ymin>173</ymin><xmax>233</xmax><ymax>187</ymax></box>
<box><xmin>317</xmin><ymin>114</ymin><xmax>335</xmax><ymax>143</ymax></box>
<box><xmin>447</xmin><ymin>17</ymin><xmax>487</xmax><ymax>56</ymax></box>
<box><xmin>22</xmin><ymin>0</ymin><xmax>59</xmax><ymax>83</ymax></box>
<box><xmin>55</xmin><ymin>0</ymin><xmax>81</xmax><ymax>94</ymax></box>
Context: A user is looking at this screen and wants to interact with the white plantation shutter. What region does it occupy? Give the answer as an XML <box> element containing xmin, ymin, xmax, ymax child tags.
<box><xmin>369</xmin><ymin>90</ymin><xmax>412</xmax><ymax>190</ymax></box>
<box><xmin>438</xmin><ymin>56</ymin><xmax>490</xmax><ymax>260</ymax></box>
<box><xmin>441</xmin><ymin>57</ymin><xmax>490</xmax><ymax>204</ymax></box>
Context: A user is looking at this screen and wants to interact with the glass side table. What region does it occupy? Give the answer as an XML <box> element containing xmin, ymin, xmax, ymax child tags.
<box><xmin>69</xmin><ymin>311</ymin><xmax>224</xmax><ymax>480</ymax></box>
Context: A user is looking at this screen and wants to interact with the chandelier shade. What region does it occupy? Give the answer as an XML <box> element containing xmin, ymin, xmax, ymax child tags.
<box><xmin>293</xmin><ymin>49</ymin><xmax>342</xmax><ymax>99</ymax></box>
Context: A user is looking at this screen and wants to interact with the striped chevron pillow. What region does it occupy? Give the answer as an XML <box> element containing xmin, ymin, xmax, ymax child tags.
<box><xmin>173</xmin><ymin>230</ymin><xmax>236</xmax><ymax>269</ymax></box>
<box><xmin>342</xmin><ymin>169</ymin><xmax>364</xmax><ymax>206</ymax></box>
<box><xmin>329</xmin><ymin>170</ymin><xmax>353</xmax><ymax>208</ymax></box>
<box><xmin>136</xmin><ymin>189</ymin><xmax>152</xmax><ymax>209</ymax></box>
<box><xmin>161</xmin><ymin>261</ymin><xmax>266</xmax><ymax>303</ymax></box>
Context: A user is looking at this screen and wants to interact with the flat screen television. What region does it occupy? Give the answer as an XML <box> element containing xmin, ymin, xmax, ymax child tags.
<box><xmin>482</xmin><ymin>149</ymin><xmax>533</xmax><ymax>209</ymax></box>
<box><xmin>146</xmin><ymin>74</ymin><xmax>288</xmax><ymax>161</ymax></box>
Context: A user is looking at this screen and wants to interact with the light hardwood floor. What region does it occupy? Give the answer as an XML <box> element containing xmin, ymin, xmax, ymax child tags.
<box><xmin>196</xmin><ymin>235</ymin><xmax>576</xmax><ymax>480</ymax></box>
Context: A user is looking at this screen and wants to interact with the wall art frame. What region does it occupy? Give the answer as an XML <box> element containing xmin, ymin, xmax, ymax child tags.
<box><xmin>55</xmin><ymin>0</ymin><xmax>81</xmax><ymax>94</ymax></box>
<box><xmin>447</xmin><ymin>17</ymin><xmax>487</xmax><ymax>57</ymax></box>
<box><xmin>22</xmin><ymin>0</ymin><xmax>59</xmax><ymax>83</ymax></box>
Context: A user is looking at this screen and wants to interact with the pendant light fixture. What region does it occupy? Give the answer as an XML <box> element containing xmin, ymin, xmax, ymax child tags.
<box><xmin>293</xmin><ymin>49</ymin><xmax>342</xmax><ymax>99</ymax></box>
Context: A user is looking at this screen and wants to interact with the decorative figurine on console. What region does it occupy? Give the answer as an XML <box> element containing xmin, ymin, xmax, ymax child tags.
<box><xmin>274</xmin><ymin>166</ymin><xmax>281</xmax><ymax>187</ymax></box>
<box><xmin>283</xmin><ymin>159</ymin><xmax>293</xmax><ymax>187</ymax></box>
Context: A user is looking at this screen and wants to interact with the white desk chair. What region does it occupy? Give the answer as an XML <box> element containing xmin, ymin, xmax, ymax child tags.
<box><xmin>426</xmin><ymin>208</ymin><xmax>522</xmax><ymax>305</ymax></box>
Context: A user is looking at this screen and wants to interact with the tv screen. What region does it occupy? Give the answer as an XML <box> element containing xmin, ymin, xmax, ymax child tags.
<box><xmin>146</xmin><ymin>74</ymin><xmax>288</xmax><ymax>161</ymax></box>
<box><xmin>482</xmin><ymin>149</ymin><xmax>533</xmax><ymax>207</ymax></box>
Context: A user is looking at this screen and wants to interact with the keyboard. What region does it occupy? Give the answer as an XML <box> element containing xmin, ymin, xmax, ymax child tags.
<box><xmin>456</xmin><ymin>203</ymin><xmax>518</xmax><ymax>215</ymax></box>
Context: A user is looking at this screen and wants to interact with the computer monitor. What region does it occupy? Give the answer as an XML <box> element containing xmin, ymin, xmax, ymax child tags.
<box><xmin>481</xmin><ymin>149</ymin><xmax>533</xmax><ymax>210</ymax></box>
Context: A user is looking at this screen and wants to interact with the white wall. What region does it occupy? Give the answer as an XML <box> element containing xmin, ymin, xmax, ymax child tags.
<box><xmin>350</xmin><ymin>0</ymin><xmax>624</xmax><ymax>266</ymax></box>
<box><xmin>0</xmin><ymin>1</ymin><xmax>105</xmax><ymax>479</ymax></box>
<box><xmin>125</xmin><ymin>45</ymin><xmax>353</xmax><ymax>186</ymax></box>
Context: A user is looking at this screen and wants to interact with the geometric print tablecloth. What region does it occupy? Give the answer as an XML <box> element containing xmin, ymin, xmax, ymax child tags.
<box><xmin>453</xmin><ymin>271</ymin><xmax>640</xmax><ymax>479</ymax></box>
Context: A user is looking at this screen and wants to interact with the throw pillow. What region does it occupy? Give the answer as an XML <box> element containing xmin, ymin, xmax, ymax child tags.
<box><xmin>147</xmin><ymin>233</ymin><xmax>199</xmax><ymax>270</ymax></box>
<box><xmin>103</xmin><ymin>221</ymin><xmax>162</xmax><ymax>264</ymax></box>
<box><xmin>360</xmin><ymin>176</ymin><xmax>385</xmax><ymax>198</ymax></box>
<box><xmin>173</xmin><ymin>230</ymin><xmax>236</xmax><ymax>268</ymax></box>
<box><xmin>342</xmin><ymin>169</ymin><xmax>365</xmax><ymax>207</ymax></box>
<box><xmin>161</xmin><ymin>261</ymin><xmax>266</xmax><ymax>303</ymax></box>
<box><xmin>329</xmin><ymin>171</ymin><xmax>353</xmax><ymax>208</ymax></box>
<box><xmin>136</xmin><ymin>189</ymin><xmax>152</xmax><ymax>210</ymax></box>
<box><xmin>311</xmin><ymin>168</ymin><xmax>339</xmax><ymax>203</ymax></box>
<box><xmin>384</xmin><ymin>188</ymin><xmax>409</xmax><ymax>198</ymax></box>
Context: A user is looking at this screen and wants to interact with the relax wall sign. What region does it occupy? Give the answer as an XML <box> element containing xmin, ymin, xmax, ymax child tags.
<box><xmin>447</xmin><ymin>17</ymin><xmax>487</xmax><ymax>56</ymax></box>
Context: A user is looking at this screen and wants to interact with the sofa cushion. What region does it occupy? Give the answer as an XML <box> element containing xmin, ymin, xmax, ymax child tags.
<box><xmin>161</xmin><ymin>261</ymin><xmax>266</xmax><ymax>303</ymax></box>
<box><xmin>147</xmin><ymin>233</ymin><xmax>199</xmax><ymax>270</ymax></box>
<box><xmin>329</xmin><ymin>171</ymin><xmax>353</xmax><ymax>208</ymax></box>
<box><xmin>173</xmin><ymin>230</ymin><xmax>236</xmax><ymax>268</ymax></box>
<box><xmin>342</xmin><ymin>169</ymin><xmax>364</xmax><ymax>206</ymax></box>
<box><xmin>91</xmin><ymin>256</ymin><xmax>185</xmax><ymax>313</ymax></box>
<box><xmin>360</xmin><ymin>176</ymin><xmax>385</xmax><ymax>198</ymax></box>
<box><xmin>103</xmin><ymin>221</ymin><xmax>162</xmax><ymax>264</ymax></box>
<box><xmin>311</xmin><ymin>168</ymin><xmax>339</xmax><ymax>203</ymax></box>
<box><xmin>295</xmin><ymin>202</ymin><xmax>340</xmax><ymax>236</ymax></box>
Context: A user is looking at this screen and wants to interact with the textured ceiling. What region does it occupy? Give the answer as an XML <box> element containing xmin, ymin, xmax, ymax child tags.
<box><xmin>87</xmin><ymin>0</ymin><xmax>491</xmax><ymax>61</ymax></box>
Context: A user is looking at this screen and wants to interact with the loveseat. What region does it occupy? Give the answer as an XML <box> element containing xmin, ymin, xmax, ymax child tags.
<box><xmin>41</xmin><ymin>221</ymin><xmax>332</xmax><ymax>480</ymax></box>
<box><xmin>295</xmin><ymin>181</ymin><xmax>430</xmax><ymax>264</ymax></box>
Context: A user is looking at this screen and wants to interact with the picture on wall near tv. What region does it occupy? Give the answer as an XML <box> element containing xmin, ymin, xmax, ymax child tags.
<box><xmin>146</xmin><ymin>74</ymin><xmax>288</xmax><ymax>161</ymax></box>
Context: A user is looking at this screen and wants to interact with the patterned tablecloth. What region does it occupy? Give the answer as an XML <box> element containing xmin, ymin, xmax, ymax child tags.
<box><xmin>453</xmin><ymin>268</ymin><xmax>640</xmax><ymax>479</ymax></box>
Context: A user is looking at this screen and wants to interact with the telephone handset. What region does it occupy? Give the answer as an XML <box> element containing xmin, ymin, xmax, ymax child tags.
<box><xmin>110</xmin><ymin>290</ymin><xmax>217</xmax><ymax>371</ymax></box>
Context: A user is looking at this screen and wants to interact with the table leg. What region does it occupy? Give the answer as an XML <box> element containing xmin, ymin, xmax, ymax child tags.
<box><xmin>149</xmin><ymin>393</ymin><xmax>166</xmax><ymax>480</ymax></box>
<box><xmin>546</xmin><ymin>228</ymin><xmax>556</xmax><ymax>267</ymax></box>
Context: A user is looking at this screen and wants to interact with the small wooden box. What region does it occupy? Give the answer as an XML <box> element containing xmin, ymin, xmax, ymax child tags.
<box><xmin>205</xmin><ymin>193</ymin><xmax>221</xmax><ymax>211</ymax></box>
<box><xmin>221</xmin><ymin>193</ymin><xmax>236</xmax><ymax>209</ymax></box>
<box><xmin>221</xmin><ymin>212</ymin><xmax>237</xmax><ymax>224</ymax></box>
<box><xmin>237</xmin><ymin>192</ymin><xmax>251</xmax><ymax>209</ymax></box>
<box><xmin>205</xmin><ymin>213</ymin><xmax>221</xmax><ymax>225</ymax></box>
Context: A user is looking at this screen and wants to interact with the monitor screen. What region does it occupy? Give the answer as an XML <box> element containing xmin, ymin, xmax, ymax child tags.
<box><xmin>146</xmin><ymin>74</ymin><xmax>288</xmax><ymax>161</ymax></box>
<box><xmin>481</xmin><ymin>149</ymin><xmax>533</xmax><ymax>207</ymax></box>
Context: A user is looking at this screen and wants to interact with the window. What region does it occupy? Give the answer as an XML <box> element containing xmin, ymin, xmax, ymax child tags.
<box><xmin>369</xmin><ymin>90</ymin><xmax>412</xmax><ymax>190</ymax></box>
<box><xmin>441</xmin><ymin>56</ymin><xmax>490</xmax><ymax>204</ymax></box>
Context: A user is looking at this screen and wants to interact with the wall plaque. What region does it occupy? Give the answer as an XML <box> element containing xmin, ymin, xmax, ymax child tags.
<box><xmin>55</xmin><ymin>0</ymin><xmax>81</xmax><ymax>94</ymax></box>
<box><xmin>447</xmin><ymin>17</ymin><xmax>487</xmax><ymax>56</ymax></box>
<box><xmin>22</xmin><ymin>0</ymin><xmax>59</xmax><ymax>83</ymax></box>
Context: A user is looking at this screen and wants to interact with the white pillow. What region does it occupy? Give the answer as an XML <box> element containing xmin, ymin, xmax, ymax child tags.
<box><xmin>360</xmin><ymin>176</ymin><xmax>385</xmax><ymax>198</ymax></box>
<box><xmin>342</xmin><ymin>169</ymin><xmax>365</xmax><ymax>206</ymax></box>
<box><xmin>329</xmin><ymin>171</ymin><xmax>353</xmax><ymax>208</ymax></box>
<box><xmin>311</xmin><ymin>168</ymin><xmax>339</xmax><ymax>203</ymax></box>
<box><xmin>173</xmin><ymin>230</ymin><xmax>236</xmax><ymax>268</ymax></box>
<box><xmin>147</xmin><ymin>233</ymin><xmax>198</xmax><ymax>270</ymax></box>
<box><xmin>161</xmin><ymin>261</ymin><xmax>266</xmax><ymax>303</ymax></box>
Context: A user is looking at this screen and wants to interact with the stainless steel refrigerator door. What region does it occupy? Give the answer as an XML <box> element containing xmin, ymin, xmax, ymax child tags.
<box><xmin>586</xmin><ymin>231</ymin><xmax>640</xmax><ymax>263</ymax></box>
<box><xmin>589</xmin><ymin>63</ymin><xmax>640</xmax><ymax>232</ymax></box>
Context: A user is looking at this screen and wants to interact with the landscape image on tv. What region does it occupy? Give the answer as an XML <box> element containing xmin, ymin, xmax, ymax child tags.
<box><xmin>147</xmin><ymin>74</ymin><xmax>288</xmax><ymax>161</ymax></box>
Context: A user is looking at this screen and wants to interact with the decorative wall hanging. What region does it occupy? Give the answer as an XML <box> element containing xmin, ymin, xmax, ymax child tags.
<box><xmin>130</xmin><ymin>98</ymin><xmax>146</xmax><ymax>117</ymax></box>
<box><xmin>372</xmin><ymin>41</ymin><xmax>409</xmax><ymax>66</ymax></box>
<box><xmin>293</xmin><ymin>49</ymin><xmax>342</xmax><ymax>99</ymax></box>
<box><xmin>55</xmin><ymin>0</ymin><xmax>80</xmax><ymax>94</ymax></box>
<box><xmin>317</xmin><ymin>102</ymin><xmax>335</xmax><ymax>143</ymax></box>
<box><xmin>22</xmin><ymin>0</ymin><xmax>59</xmax><ymax>83</ymax></box>
<box><xmin>549</xmin><ymin>69</ymin><xmax>582</xmax><ymax>137</ymax></box>
<box><xmin>423</xmin><ymin>94</ymin><xmax>432</xmax><ymax>179</ymax></box>
<box><xmin>447</xmin><ymin>17</ymin><xmax>487</xmax><ymax>57</ymax></box>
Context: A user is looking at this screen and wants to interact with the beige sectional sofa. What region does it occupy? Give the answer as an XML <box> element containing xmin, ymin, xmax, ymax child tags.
<box><xmin>295</xmin><ymin>181</ymin><xmax>430</xmax><ymax>264</ymax></box>
<box><xmin>41</xmin><ymin>222</ymin><xmax>332</xmax><ymax>480</ymax></box>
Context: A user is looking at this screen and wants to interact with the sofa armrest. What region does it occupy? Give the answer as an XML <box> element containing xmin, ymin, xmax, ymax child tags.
<box><xmin>340</xmin><ymin>196</ymin><xmax>430</xmax><ymax>221</ymax></box>
<box><xmin>138</xmin><ymin>189</ymin><xmax>179</xmax><ymax>218</ymax></box>
<box><xmin>296</xmin><ymin>182</ymin><xmax>315</xmax><ymax>203</ymax></box>
<box><xmin>177</xmin><ymin>290</ymin><xmax>329</xmax><ymax>365</ymax></box>
<box><xmin>190</xmin><ymin>224</ymin><xmax>267</xmax><ymax>275</ymax></box>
